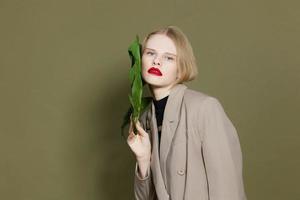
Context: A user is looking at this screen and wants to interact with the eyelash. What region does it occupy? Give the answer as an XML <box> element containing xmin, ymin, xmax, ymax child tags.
<box><xmin>146</xmin><ymin>52</ymin><xmax>154</xmax><ymax>55</ymax></box>
<box><xmin>146</xmin><ymin>52</ymin><xmax>174</xmax><ymax>60</ymax></box>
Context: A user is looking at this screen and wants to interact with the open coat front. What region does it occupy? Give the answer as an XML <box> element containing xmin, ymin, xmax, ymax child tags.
<box><xmin>133</xmin><ymin>84</ymin><xmax>247</xmax><ymax>200</ymax></box>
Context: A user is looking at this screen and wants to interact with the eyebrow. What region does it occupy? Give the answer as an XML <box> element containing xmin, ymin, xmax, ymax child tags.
<box><xmin>144</xmin><ymin>48</ymin><xmax>177</xmax><ymax>57</ymax></box>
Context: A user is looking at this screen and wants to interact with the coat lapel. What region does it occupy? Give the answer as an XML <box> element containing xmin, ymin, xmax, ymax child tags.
<box><xmin>147</xmin><ymin>83</ymin><xmax>187</xmax><ymax>199</ymax></box>
<box><xmin>149</xmin><ymin>105</ymin><xmax>169</xmax><ymax>199</ymax></box>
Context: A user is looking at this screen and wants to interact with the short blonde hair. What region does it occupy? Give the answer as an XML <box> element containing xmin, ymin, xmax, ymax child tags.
<box><xmin>141</xmin><ymin>26</ymin><xmax>198</xmax><ymax>83</ymax></box>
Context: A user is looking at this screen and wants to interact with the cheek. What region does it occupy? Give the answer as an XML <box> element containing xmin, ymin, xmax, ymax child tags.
<box><xmin>167</xmin><ymin>65</ymin><xmax>178</xmax><ymax>79</ymax></box>
<box><xmin>168</xmin><ymin>63</ymin><xmax>178</xmax><ymax>74</ymax></box>
<box><xmin>141</xmin><ymin>56</ymin><xmax>146</xmax><ymax>67</ymax></box>
<box><xmin>141</xmin><ymin>59</ymin><xmax>148</xmax><ymax>76</ymax></box>
<box><xmin>142</xmin><ymin>57</ymin><xmax>151</xmax><ymax>70</ymax></box>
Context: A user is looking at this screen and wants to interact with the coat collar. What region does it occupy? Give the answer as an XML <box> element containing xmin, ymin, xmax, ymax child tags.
<box><xmin>156</xmin><ymin>83</ymin><xmax>187</xmax><ymax>122</ymax></box>
<box><xmin>147</xmin><ymin>83</ymin><xmax>188</xmax><ymax>199</ymax></box>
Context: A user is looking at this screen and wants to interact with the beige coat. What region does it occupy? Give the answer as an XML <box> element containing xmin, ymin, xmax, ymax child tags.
<box><xmin>133</xmin><ymin>83</ymin><xmax>247</xmax><ymax>200</ymax></box>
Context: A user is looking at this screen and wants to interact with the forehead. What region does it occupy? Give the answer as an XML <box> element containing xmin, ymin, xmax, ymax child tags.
<box><xmin>145</xmin><ymin>34</ymin><xmax>177</xmax><ymax>54</ymax></box>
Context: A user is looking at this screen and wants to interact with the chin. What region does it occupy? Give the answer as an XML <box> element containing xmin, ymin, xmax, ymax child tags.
<box><xmin>147</xmin><ymin>81</ymin><xmax>174</xmax><ymax>89</ymax></box>
<box><xmin>143</xmin><ymin>76</ymin><xmax>161</xmax><ymax>86</ymax></box>
<box><xmin>145</xmin><ymin>81</ymin><xmax>162</xmax><ymax>87</ymax></box>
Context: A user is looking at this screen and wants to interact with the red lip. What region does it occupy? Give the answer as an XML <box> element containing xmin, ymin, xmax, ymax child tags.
<box><xmin>148</xmin><ymin>67</ymin><xmax>162</xmax><ymax>76</ymax></box>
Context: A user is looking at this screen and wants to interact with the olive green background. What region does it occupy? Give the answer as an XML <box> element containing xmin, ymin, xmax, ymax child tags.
<box><xmin>0</xmin><ymin>0</ymin><xmax>299</xmax><ymax>199</ymax></box>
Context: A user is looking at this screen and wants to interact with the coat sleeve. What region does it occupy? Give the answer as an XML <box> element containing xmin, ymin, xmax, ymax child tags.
<box><xmin>201</xmin><ymin>97</ymin><xmax>247</xmax><ymax>200</ymax></box>
<box><xmin>133</xmin><ymin>111</ymin><xmax>156</xmax><ymax>200</ymax></box>
<box><xmin>134</xmin><ymin>161</ymin><xmax>156</xmax><ymax>200</ymax></box>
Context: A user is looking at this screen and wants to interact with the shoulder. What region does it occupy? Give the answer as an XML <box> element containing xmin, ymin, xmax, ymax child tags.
<box><xmin>183</xmin><ymin>87</ymin><xmax>228</xmax><ymax>128</ymax></box>
<box><xmin>183</xmin><ymin>87</ymin><xmax>236</xmax><ymax>131</ymax></box>
<box><xmin>183</xmin><ymin>87</ymin><xmax>234</xmax><ymax>140</ymax></box>
<box><xmin>182</xmin><ymin>88</ymin><xmax>223</xmax><ymax>141</ymax></box>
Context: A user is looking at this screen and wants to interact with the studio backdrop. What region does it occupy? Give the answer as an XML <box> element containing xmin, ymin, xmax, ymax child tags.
<box><xmin>0</xmin><ymin>0</ymin><xmax>299</xmax><ymax>199</ymax></box>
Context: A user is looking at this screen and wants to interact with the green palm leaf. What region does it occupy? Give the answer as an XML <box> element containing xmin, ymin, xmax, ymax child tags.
<box><xmin>121</xmin><ymin>35</ymin><xmax>152</xmax><ymax>139</ymax></box>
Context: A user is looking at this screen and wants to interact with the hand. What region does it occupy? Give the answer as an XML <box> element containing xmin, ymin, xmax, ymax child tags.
<box><xmin>127</xmin><ymin>120</ymin><xmax>151</xmax><ymax>161</ymax></box>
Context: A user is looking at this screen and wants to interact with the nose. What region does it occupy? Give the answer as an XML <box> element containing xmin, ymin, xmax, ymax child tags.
<box><xmin>152</xmin><ymin>55</ymin><xmax>161</xmax><ymax>66</ymax></box>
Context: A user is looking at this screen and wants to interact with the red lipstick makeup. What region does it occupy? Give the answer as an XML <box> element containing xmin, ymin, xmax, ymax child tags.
<box><xmin>148</xmin><ymin>67</ymin><xmax>162</xmax><ymax>76</ymax></box>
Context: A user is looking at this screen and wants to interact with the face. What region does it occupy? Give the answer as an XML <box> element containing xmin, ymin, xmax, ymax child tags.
<box><xmin>142</xmin><ymin>34</ymin><xmax>178</xmax><ymax>89</ymax></box>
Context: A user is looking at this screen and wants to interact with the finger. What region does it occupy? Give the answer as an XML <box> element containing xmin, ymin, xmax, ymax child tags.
<box><xmin>129</xmin><ymin>120</ymin><xmax>133</xmax><ymax>134</ymax></box>
<box><xmin>127</xmin><ymin>130</ymin><xmax>136</xmax><ymax>143</ymax></box>
<box><xmin>135</xmin><ymin>120</ymin><xmax>148</xmax><ymax>137</ymax></box>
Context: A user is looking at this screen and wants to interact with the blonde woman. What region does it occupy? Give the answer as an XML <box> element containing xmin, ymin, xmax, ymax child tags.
<box><xmin>127</xmin><ymin>26</ymin><xmax>247</xmax><ymax>200</ymax></box>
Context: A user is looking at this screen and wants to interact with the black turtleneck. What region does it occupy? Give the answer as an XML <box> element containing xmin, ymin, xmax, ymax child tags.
<box><xmin>153</xmin><ymin>95</ymin><xmax>169</xmax><ymax>153</ymax></box>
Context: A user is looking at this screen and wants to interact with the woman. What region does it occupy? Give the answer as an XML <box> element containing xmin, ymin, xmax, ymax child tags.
<box><xmin>127</xmin><ymin>26</ymin><xmax>247</xmax><ymax>200</ymax></box>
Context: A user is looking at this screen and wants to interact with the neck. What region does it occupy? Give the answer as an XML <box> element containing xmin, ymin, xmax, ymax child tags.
<box><xmin>149</xmin><ymin>83</ymin><xmax>177</xmax><ymax>101</ymax></box>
